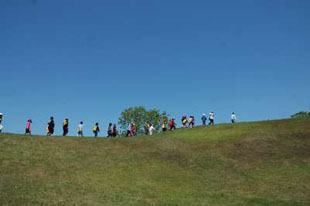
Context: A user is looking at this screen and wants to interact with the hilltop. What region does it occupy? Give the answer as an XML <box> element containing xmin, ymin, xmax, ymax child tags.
<box><xmin>0</xmin><ymin>119</ymin><xmax>309</xmax><ymax>206</ymax></box>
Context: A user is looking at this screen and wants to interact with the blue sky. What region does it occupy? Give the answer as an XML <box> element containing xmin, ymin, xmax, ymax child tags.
<box><xmin>1</xmin><ymin>0</ymin><xmax>309</xmax><ymax>136</ymax></box>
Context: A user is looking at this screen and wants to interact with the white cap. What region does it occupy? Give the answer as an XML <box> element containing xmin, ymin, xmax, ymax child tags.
<box><xmin>202</xmin><ymin>113</ymin><xmax>206</xmax><ymax>116</ymax></box>
<box><xmin>0</xmin><ymin>113</ymin><xmax>3</xmax><ymax>115</ymax></box>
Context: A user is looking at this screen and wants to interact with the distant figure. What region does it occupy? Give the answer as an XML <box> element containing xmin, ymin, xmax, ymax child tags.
<box><xmin>77</xmin><ymin>121</ymin><xmax>84</xmax><ymax>137</ymax></box>
<box><xmin>208</xmin><ymin>112</ymin><xmax>214</xmax><ymax>125</ymax></box>
<box><xmin>126</xmin><ymin>124</ymin><xmax>131</xmax><ymax>137</ymax></box>
<box><xmin>93</xmin><ymin>122</ymin><xmax>100</xmax><ymax>137</ymax></box>
<box><xmin>0</xmin><ymin>113</ymin><xmax>3</xmax><ymax>133</ymax></box>
<box><xmin>25</xmin><ymin>119</ymin><xmax>32</xmax><ymax>135</ymax></box>
<box><xmin>113</xmin><ymin>124</ymin><xmax>117</xmax><ymax>137</ymax></box>
<box><xmin>149</xmin><ymin>124</ymin><xmax>155</xmax><ymax>135</ymax></box>
<box><xmin>63</xmin><ymin>118</ymin><xmax>69</xmax><ymax>136</ymax></box>
<box><xmin>188</xmin><ymin>116</ymin><xmax>195</xmax><ymax>128</ymax></box>
<box><xmin>181</xmin><ymin>116</ymin><xmax>187</xmax><ymax>128</ymax></box>
<box><xmin>0</xmin><ymin>113</ymin><xmax>3</xmax><ymax>124</ymax></box>
<box><xmin>231</xmin><ymin>112</ymin><xmax>237</xmax><ymax>123</ymax></box>
<box><xmin>47</xmin><ymin>117</ymin><xmax>55</xmax><ymax>136</ymax></box>
<box><xmin>107</xmin><ymin>123</ymin><xmax>113</xmax><ymax>137</ymax></box>
<box><xmin>130</xmin><ymin>123</ymin><xmax>136</xmax><ymax>136</ymax></box>
<box><xmin>201</xmin><ymin>113</ymin><xmax>207</xmax><ymax>126</ymax></box>
<box><xmin>162</xmin><ymin>120</ymin><xmax>167</xmax><ymax>132</ymax></box>
<box><xmin>144</xmin><ymin>122</ymin><xmax>150</xmax><ymax>135</ymax></box>
<box><xmin>169</xmin><ymin>118</ymin><xmax>176</xmax><ymax>131</ymax></box>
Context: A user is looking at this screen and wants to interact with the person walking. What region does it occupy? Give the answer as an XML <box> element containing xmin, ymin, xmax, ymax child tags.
<box><xmin>181</xmin><ymin>116</ymin><xmax>187</xmax><ymax>128</ymax></box>
<box><xmin>201</xmin><ymin>113</ymin><xmax>207</xmax><ymax>126</ymax></box>
<box><xmin>0</xmin><ymin>113</ymin><xmax>3</xmax><ymax>133</ymax></box>
<box><xmin>148</xmin><ymin>124</ymin><xmax>155</xmax><ymax>135</ymax></box>
<box><xmin>77</xmin><ymin>121</ymin><xmax>84</xmax><ymax>137</ymax></box>
<box><xmin>144</xmin><ymin>122</ymin><xmax>150</xmax><ymax>135</ymax></box>
<box><xmin>93</xmin><ymin>122</ymin><xmax>100</xmax><ymax>137</ymax></box>
<box><xmin>208</xmin><ymin>112</ymin><xmax>214</xmax><ymax>125</ymax></box>
<box><xmin>47</xmin><ymin>117</ymin><xmax>55</xmax><ymax>136</ymax></box>
<box><xmin>169</xmin><ymin>118</ymin><xmax>176</xmax><ymax>131</ymax></box>
<box><xmin>126</xmin><ymin>124</ymin><xmax>131</xmax><ymax>137</ymax></box>
<box><xmin>107</xmin><ymin>123</ymin><xmax>113</xmax><ymax>137</ymax></box>
<box><xmin>25</xmin><ymin>119</ymin><xmax>32</xmax><ymax>135</ymax></box>
<box><xmin>130</xmin><ymin>123</ymin><xmax>136</xmax><ymax>136</ymax></box>
<box><xmin>188</xmin><ymin>116</ymin><xmax>195</xmax><ymax>128</ymax></box>
<box><xmin>113</xmin><ymin>124</ymin><xmax>117</xmax><ymax>137</ymax></box>
<box><xmin>0</xmin><ymin>113</ymin><xmax>3</xmax><ymax>124</ymax></box>
<box><xmin>63</xmin><ymin>118</ymin><xmax>69</xmax><ymax>136</ymax></box>
<box><xmin>162</xmin><ymin>119</ymin><xmax>167</xmax><ymax>132</ymax></box>
<box><xmin>231</xmin><ymin>112</ymin><xmax>237</xmax><ymax>123</ymax></box>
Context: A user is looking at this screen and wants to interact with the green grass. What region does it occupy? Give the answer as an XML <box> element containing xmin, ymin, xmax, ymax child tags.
<box><xmin>1</xmin><ymin>118</ymin><xmax>310</xmax><ymax>206</ymax></box>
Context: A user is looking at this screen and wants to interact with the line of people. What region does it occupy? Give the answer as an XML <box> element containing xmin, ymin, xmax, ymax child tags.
<box><xmin>23</xmin><ymin>116</ymin><xmax>119</xmax><ymax>137</ymax></box>
<box><xmin>0</xmin><ymin>112</ymin><xmax>237</xmax><ymax>136</ymax></box>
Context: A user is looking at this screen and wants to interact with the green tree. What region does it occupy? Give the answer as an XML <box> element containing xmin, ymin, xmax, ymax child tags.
<box><xmin>291</xmin><ymin>111</ymin><xmax>310</xmax><ymax>118</ymax></box>
<box><xmin>118</xmin><ymin>106</ymin><xmax>169</xmax><ymax>135</ymax></box>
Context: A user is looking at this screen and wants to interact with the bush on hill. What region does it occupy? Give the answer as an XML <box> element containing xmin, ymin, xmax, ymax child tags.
<box><xmin>118</xmin><ymin>106</ymin><xmax>169</xmax><ymax>135</ymax></box>
<box><xmin>291</xmin><ymin>111</ymin><xmax>310</xmax><ymax>118</ymax></box>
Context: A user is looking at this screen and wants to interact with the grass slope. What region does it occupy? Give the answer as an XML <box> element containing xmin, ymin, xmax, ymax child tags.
<box><xmin>0</xmin><ymin>119</ymin><xmax>310</xmax><ymax>206</ymax></box>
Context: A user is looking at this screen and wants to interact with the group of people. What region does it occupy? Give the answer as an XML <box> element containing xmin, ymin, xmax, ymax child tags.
<box><xmin>22</xmin><ymin>116</ymin><xmax>119</xmax><ymax>138</ymax></box>
<box><xmin>0</xmin><ymin>112</ymin><xmax>237</xmax><ymax>136</ymax></box>
<box><xmin>107</xmin><ymin>123</ymin><xmax>118</xmax><ymax>137</ymax></box>
<box><xmin>143</xmin><ymin>118</ymin><xmax>177</xmax><ymax>136</ymax></box>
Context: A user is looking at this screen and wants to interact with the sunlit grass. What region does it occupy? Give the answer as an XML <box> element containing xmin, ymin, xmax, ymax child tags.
<box><xmin>0</xmin><ymin>119</ymin><xmax>309</xmax><ymax>205</ymax></box>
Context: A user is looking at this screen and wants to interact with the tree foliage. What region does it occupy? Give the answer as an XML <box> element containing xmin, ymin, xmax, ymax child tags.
<box><xmin>118</xmin><ymin>106</ymin><xmax>168</xmax><ymax>135</ymax></box>
<box><xmin>291</xmin><ymin>111</ymin><xmax>310</xmax><ymax>119</ymax></box>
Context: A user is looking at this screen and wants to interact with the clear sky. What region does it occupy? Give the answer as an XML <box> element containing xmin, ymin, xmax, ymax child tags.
<box><xmin>1</xmin><ymin>0</ymin><xmax>309</xmax><ymax>136</ymax></box>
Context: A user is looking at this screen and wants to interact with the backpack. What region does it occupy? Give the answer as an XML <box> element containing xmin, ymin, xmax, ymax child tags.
<box><xmin>93</xmin><ymin>126</ymin><xmax>98</xmax><ymax>132</ymax></box>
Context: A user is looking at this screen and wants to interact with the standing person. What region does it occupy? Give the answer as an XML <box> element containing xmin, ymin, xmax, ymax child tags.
<box><xmin>201</xmin><ymin>113</ymin><xmax>207</xmax><ymax>126</ymax></box>
<box><xmin>93</xmin><ymin>122</ymin><xmax>100</xmax><ymax>137</ymax></box>
<box><xmin>126</xmin><ymin>124</ymin><xmax>131</xmax><ymax>137</ymax></box>
<box><xmin>148</xmin><ymin>124</ymin><xmax>155</xmax><ymax>135</ymax></box>
<box><xmin>169</xmin><ymin>118</ymin><xmax>176</xmax><ymax>131</ymax></box>
<box><xmin>77</xmin><ymin>121</ymin><xmax>84</xmax><ymax>137</ymax></box>
<box><xmin>188</xmin><ymin>116</ymin><xmax>194</xmax><ymax>128</ymax></box>
<box><xmin>231</xmin><ymin>112</ymin><xmax>237</xmax><ymax>123</ymax></box>
<box><xmin>0</xmin><ymin>113</ymin><xmax>3</xmax><ymax>133</ymax></box>
<box><xmin>0</xmin><ymin>113</ymin><xmax>3</xmax><ymax>124</ymax></box>
<box><xmin>25</xmin><ymin>119</ymin><xmax>32</xmax><ymax>135</ymax></box>
<box><xmin>112</xmin><ymin>124</ymin><xmax>117</xmax><ymax>137</ymax></box>
<box><xmin>63</xmin><ymin>118</ymin><xmax>69</xmax><ymax>136</ymax></box>
<box><xmin>107</xmin><ymin>123</ymin><xmax>113</xmax><ymax>137</ymax></box>
<box><xmin>162</xmin><ymin>119</ymin><xmax>167</xmax><ymax>132</ymax></box>
<box><xmin>144</xmin><ymin>122</ymin><xmax>150</xmax><ymax>135</ymax></box>
<box><xmin>208</xmin><ymin>112</ymin><xmax>214</xmax><ymax>125</ymax></box>
<box><xmin>47</xmin><ymin>117</ymin><xmax>55</xmax><ymax>136</ymax></box>
<box><xmin>130</xmin><ymin>123</ymin><xmax>136</xmax><ymax>136</ymax></box>
<box><xmin>181</xmin><ymin>116</ymin><xmax>187</xmax><ymax>128</ymax></box>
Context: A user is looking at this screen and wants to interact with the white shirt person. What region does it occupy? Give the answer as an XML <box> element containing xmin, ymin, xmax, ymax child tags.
<box><xmin>148</xmin><ymin>125</ymin><xmax>155</xmax><ymax>135</ymax></box>
<box><xmin>77</xmin><ymin>121</ymin><xmax>84</xmax><ymax>137</ymax></box>
<box><xmin>231</xmin><ymin>112</ymin><xmax>237</xmax><ymax>123</ymax></box>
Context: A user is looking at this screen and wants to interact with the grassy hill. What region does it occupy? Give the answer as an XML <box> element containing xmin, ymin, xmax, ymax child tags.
<box><xmin>0</xmin><ymin>119</ymin><xmax>310</xmax><ymax>206</ymax></box>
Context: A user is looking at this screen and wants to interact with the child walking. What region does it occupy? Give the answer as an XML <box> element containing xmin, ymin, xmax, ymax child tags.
<box><xmin>77</xmin><ymin>121</ymin><xmax>84</xmax><ymax>137</ymax></box>
<box><xmin>93</xmin><ymin>122</ymin><xmax>100</xmax><ymax>137</ymax></box>
<box><xmin>47</xmin><ymin>117</ymin><xmax>55</xmax><ymax>136</ymax></box>
<box><xmin>63</xmin><ymin>118</ymin><xmax>69</xmax><ymax>136</ymax></box>
<box><xmin>25</xmin><ymin>119</ymin><xmax>32</xmax><ymax>135</ymax></box>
